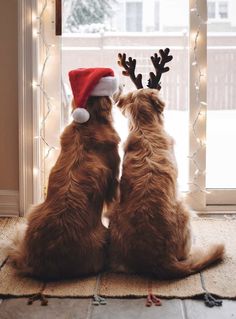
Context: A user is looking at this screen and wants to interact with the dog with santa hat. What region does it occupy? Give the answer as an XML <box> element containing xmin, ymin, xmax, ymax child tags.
<box><xmin>4</xmin><ymin>68</ymin><xmax>120</xmax><ymax>280</ymax></box>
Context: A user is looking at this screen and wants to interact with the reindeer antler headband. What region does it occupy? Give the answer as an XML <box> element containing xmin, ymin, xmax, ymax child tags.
<box><xmin>118</xmin><ymin>48</ymin><xmax>173</xmax><ymax>90</ymax></box>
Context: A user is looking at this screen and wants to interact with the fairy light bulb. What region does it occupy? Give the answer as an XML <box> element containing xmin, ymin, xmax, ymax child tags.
<box><xmin>32</xmin><ymin>81</ymin><xmax>38</xmax><ymax>88</ymax></box>
<box><xmin>33</xmin><ymin>28</ymin><xmax>38</xmax><ymax>38</ymax></box>
<box><xmin>33</xmin><ymin>167</ymin><xmax>39</xmax><ymax>176</ymax></box>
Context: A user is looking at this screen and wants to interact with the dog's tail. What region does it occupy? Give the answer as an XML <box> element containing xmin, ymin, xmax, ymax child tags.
<box><xmin>0</xmin><ymin>223</ymin><xmax>33</xmax><ymax>274</ymax></box>
<box><xmin>164</xmin><ymin>243</ymin><xmax>225</xmax><ymax>278</ymax></box>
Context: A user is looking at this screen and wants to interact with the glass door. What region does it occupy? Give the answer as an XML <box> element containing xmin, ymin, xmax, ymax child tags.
<box><xmin>206</xmin><ymin>0</ymin><xmax>236</xmax><ymax>206</ymax></box>
<box><xmin>27</xmin><ymin>0</ymin><xmax>236</xmax><ymax>212</ymax></box>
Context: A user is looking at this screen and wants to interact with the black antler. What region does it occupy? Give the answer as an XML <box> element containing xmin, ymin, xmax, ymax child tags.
<box><xmin>147</xmin><ymin>48</ymin><xmax>173</xmax><ymax>90</ymax></box>
<box><xmin>117</xmin><ymin>53</ymin><xmax>143</xmax><ymax>89</ymax></box>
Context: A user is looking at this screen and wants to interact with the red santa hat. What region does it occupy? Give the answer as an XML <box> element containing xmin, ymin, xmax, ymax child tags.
<box><xmin>69</xmin><ymin>67</ymin><xmax>118</xmax><ymax>123</ymax></box>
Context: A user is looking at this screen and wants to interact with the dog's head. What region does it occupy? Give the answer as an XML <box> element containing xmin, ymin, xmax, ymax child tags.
<box><xmin>72</xmin><ymin>96</ymin><xmax>113</xmax><ymax>124</ymax></box>
<box><xmin>116</xmin><ymin>49</ymin><xmax>172</xmax><ymax>128</ymax></box>
<box><xmin>117</xmin><ymin>88</ymin><xmax>165</xmax><ymax>127</ymax></box>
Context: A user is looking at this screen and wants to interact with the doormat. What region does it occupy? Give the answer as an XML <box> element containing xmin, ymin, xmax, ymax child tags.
<box><xmin>0</xmin><ymin>217</ymin><xmax>235</xmax><ymax>299</ymax></box>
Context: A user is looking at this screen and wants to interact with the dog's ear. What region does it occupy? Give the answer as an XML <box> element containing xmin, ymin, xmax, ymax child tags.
<box><xmin>149</xmin><ymin>91</ymin><xmax>165</xmax><ymax>114</ymax></box>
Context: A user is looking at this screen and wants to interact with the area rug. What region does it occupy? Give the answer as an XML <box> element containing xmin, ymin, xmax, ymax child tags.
<box><xmin>0</xmin><ymin>217</ymin><xmax>235</xmax><ymax>299</ymax></box>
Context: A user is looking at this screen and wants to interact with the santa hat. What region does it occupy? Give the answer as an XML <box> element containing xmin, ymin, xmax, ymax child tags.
<box><xmin>69</xmin><ymin>68</ymin><xmax>118</xmax><ymax>123</ymax></box>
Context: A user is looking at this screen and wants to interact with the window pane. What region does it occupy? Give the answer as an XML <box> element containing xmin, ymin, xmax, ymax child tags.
<box><xmin>154</xmin><ymin>1</ymin><xmax>160</xmax><ymax>31</ymax></box>
<box><xmin>219</xmin><ymin>2</ymin><xmax>228</xmax><ymax>19</ymax></box>
<box><xmin>208</xmin><ymin>2</ymin><xmax>216</xmax><ymax>19</ymax></box>
<box><xmin>206</xmin><ymin>13</ymin><xmax>236</xmax><ymax>188</ymax></box>
<box><xmin>126</xmin><ymin>2</ymin><xmax>143</xmax><ymax>32</ymax></box>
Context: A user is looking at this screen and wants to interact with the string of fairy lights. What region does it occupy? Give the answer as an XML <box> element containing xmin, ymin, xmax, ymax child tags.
<box><xmin>187</xmin><ymin>0</ymin><xmax>209</xmax><ymax>197</ymax></box>
<box><xmin>32</xmin><ymin>0</ymin><xmax>58</xmax><ymax>198</ymax></box>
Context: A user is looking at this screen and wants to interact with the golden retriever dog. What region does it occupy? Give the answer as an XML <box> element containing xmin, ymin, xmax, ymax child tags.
<box><xmin>5</xmin><ymin>96</ymin><xmax>120</xmax><ymax>280</ymax></box>
<box><xmin>108</xmin><ymin>51</ymin><xmax>224</xmax><ymax>279</ymax></box>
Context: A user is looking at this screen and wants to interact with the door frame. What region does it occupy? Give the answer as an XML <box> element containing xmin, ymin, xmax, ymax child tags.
<box><xmin>18</xmin><ymin>0</ymin><xmax>35</xmax><ymax>216</ymax></box>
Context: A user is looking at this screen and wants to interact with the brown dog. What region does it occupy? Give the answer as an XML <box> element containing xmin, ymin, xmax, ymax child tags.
<box><xmin>108</xmin><ymin>52</ymin><xmax>224</xmax><ymax>279</ymax></box>
<box><xmin>6</xmin><ymin>96</ymin><xmax>120</xmax><ymax>280</ymax></box>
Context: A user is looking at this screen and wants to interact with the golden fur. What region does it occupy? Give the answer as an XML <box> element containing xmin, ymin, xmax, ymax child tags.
<box><xmin>108</xmin><ymin>88</ymin><xmax>225</xmax><ymax>279</ymax></box>
<box><xmin>6</xmin><ymin>97</ymin><xmax>120</xmax><ymax>280</ymax></box>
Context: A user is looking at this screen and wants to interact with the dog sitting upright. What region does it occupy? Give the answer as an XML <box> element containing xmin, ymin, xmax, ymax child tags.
<box><xmin>5</xmin><ymin>68</ymin><xmax>120</xmax><ymax>280</ymax></box>
<box><xmin>108</xmin><ymin>50</ymin><xmax>224</xmax><ymax>279</ymax></box>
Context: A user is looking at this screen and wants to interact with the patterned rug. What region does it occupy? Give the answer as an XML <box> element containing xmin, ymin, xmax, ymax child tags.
<box><xmin>0</xmin><ymin>218</ymin><xmax>235</xmax><ymax>301</ymax></box>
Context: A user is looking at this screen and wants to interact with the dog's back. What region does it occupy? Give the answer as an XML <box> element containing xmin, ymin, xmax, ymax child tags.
<box><xmin>6</xmin><ymin>97</ymin><xmax>120</xmax><ymax>280</ymax></box>
<box><xmin>109</xmin><ymin>89</ymin><xmax>224</xmax><ymax>278</ymax></box>
<box><xmin>109</xmin><ymin>101</ymin><xmax>180</xmax><ymax>274</ymax></box>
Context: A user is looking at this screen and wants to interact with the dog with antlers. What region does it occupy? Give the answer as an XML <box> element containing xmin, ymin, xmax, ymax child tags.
<box><xmin>4</xmin><ymin>68</ymin><xmax>120</xmax><ymax>280</ymax></box>
<box><xmin>108</xmin><ymin>49</ymin><xmax>224</xmax><ymax>279</ymax></box>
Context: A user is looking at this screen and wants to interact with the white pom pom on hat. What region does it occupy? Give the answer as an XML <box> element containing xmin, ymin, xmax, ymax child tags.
<box><xmin>72</xmin><ymin>108</ymin><xmax>90</xmax><ymax>124</ymax></box>
<box><xmin>69</xmin><ymin>68</ymin><xmax>118</xmax><ymax>124</ymax></box>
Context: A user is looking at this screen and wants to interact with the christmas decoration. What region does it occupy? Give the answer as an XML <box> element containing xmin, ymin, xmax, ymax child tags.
<box><xmin>69</xmin><ymin>67</ymin><xmax>118</xmax><ymax>123</ymax></box>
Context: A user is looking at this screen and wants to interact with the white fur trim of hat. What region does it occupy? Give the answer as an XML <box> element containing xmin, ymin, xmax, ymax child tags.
<box><xmin>90</xmin><ymin>76</ymin><xmax>118</xmax><ymax>97</ymax></box>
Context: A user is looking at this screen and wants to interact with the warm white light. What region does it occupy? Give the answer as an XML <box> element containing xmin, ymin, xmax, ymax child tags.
<box><xmin>194</xmin><ymin>169</ymin><xmax>199</xmax><ymax>176</ymax></box>
<box><xmin>33</xmin><ymin>167</ymin><xmax>39</xmax><ymax>176</ymax></box>
<box><xmin>191</xmin><ymin>32</ymin><xmax>197</xmax><ymax>41</ymax></box>
<box><xmin>32</xmin><ymin>12</ymin><xmax>37</xmax><ymax>22</ymax></box>
<box><xmin>32</xmin><ymin>81</ymin><xmax>38</xmax><ymax>88</ymax></box>
<box><xmin>33</xmin><ymin>28</ymin><xmax>38</xmax><ymax>38</ymax></box>
<box><xmin>201</xmin><ymin>139</ymin><xmax>206</xmax><ymax>146</ymax></box>
<box><xmin>200</xmin><ymin>70</ymin><xmax>207</xmax><ymax>80</ymax></box>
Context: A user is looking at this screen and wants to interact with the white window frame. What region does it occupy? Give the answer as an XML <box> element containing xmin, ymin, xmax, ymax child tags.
<box><xmin>188</xmin><ymin>0</ymin><xmax>236</xmax><ymax>211</ymax></box>
<box><xmin>18</xmin><ymin>0</ymin><xmax>236</xmax><ymax>216</ymax></box>
<box><xmin>18</xmin><ymin>0</ymin><xmax>61</xmax><ymax>215</ymax></box>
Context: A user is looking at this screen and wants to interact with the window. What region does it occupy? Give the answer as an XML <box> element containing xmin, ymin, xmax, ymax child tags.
<box><xmin>219</xmin><ymin>1</ymin><xmax>228</xmax><ymax>18</ymax></box>
<box><xmin>154</xmin><ymin>1</ymin><xmax>160</xmax><ymax>31</ymax></box>
<box><xmin>207</xmin><ymin>0</ymin><xmax>229</xmax><ymax>20</ymax></box>
<box><xmin>208</xmin><ymin>2</ymin><xmax>216</xmax><ymax>19</ymax></box>
<box><xmin>126</xmin><ymin>2</ymin><xmax>143</xmax><ymax>32</ymax></box>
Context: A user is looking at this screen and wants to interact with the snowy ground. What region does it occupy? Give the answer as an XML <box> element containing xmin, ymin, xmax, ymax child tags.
<box><xmin>113</xmin><ymin>108</ymin><xmax>236</xmax><ymax>191</ymax></box>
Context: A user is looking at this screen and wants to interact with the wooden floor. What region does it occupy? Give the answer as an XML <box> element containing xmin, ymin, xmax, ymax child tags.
<box><xmin>0</xmin><ymin>297</ymin><xmax>236</xmax><ymax>319</ymax></box>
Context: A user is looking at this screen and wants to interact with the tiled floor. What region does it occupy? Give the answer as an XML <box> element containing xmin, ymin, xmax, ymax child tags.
<box><xmin>0</xmin><ymin>297</ymin><xmax>235</xmax><ymax>319</ymax></box>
